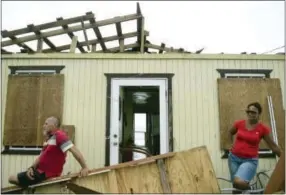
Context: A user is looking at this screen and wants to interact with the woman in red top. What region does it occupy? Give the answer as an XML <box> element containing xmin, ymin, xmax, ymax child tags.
<box><xmin>228</xmin><ymin>102</ymin><xmax>281</xmax><ymax>191</ymax></box>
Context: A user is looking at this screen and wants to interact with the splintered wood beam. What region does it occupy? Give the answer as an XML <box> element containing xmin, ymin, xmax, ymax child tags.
<box><xmin>157</xmin><ymin>159</ymin><xmax>171</xmax><ymax>193</ymax></box>
<box><xmin>115</xmin><ymin>20</ymin><xmax>124</xmax><ymax>52</ymax></box>
<box><xmin>86</xmin><ymin>12</ymin><xmax>107</xmax><ymax>51</ymax></box>
<box><xmin>195</xmin><ymin>48</ymin><xmax>204</xmax><ymax>54</ymax></box>
<box><xmin>57</xmin><ymin>17</ymin><xmax>86</xmax><ymax>53</ymax></box>
<box><xmin>95</xmin><ymin>43</ymin><xmax>139</xmax><ymax>53</ymax></box>
<box><xmin>2</xmin><ymin>13</ymin><xmax>142</xmax><ymax>47</ymax></box>
<box><xmin>27</xmin><ymin>24</ymin><xmax>57</xmax><ymax>51</ymax></box>
<box><xmin>69</xmin><ymin>36</ymin><xmax>78</xmax><ymax>53</ymax></box>
<box><xmin>136</xmin><ymin>3</ymin><xmax>145</xmax><ymax>53</ymax></box>
<box><xmin>66</xmin><ymin>183</ymin><xmax>102</xmax><ymax>194</ymax></box>
<box><xmin>1</xmin><ymin>13</ymin><xmax>95</xmax><ymax>38</ymax></box>
<box><xmin>159</xmin><ymin>43</ymin><xmax>165</xmax><ymax>54</ymax></box>
<box><xmin>140</xmin><ymin>17</ymin><xmax>145</xmax><ymax>53</ymax></box>
<box><xmin>42</xmin><ymin>31</ymin><xmax>148</xmax><ymax>53</ymax></box>
<box><xmin>145</xmin><ymin>43</ymin><xmax>186</xmax><ymax>53</ymax></box>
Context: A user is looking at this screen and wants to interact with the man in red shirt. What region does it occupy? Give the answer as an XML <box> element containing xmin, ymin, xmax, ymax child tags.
<box><xmin>8</xmin><ymin>116</ymin><xmax>89</xmax><ymax>188</ymax></box>
<box><xmin>228</xmin><ymin>102</ymin><xmax>281</xmax><ymax>191</ymax></box>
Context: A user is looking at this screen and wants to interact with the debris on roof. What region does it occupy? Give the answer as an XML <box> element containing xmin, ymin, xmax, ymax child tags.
<box><xmin>1</xmin><ymin>3</ymin><xmax>197</xmax><ymax>54</ymax></box>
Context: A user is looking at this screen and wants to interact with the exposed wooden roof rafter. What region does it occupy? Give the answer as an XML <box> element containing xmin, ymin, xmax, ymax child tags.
<box><xmin>1</xmin><ymin>3</ymin><xmax>191</xmax><ymax>54</ymax></box>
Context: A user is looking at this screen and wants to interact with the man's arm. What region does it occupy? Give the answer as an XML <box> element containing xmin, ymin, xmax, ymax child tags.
<box><xmin>68</xmin><ymin>146</ymin><xmax>88</xmax><ymax>170</ymax></box>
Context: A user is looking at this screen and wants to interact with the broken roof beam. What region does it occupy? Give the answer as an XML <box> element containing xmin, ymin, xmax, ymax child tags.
<box><xmin>115</xmin><ymin>19</ymin><xmax>124</xmax><ymax>52</ymax></box>
<box><xmin>2</xmin><ymin>13</ymin><xmax>142</xmax><ymax>47</ymax></box>
<box><xmin>86</xmin><ymin>12</ymin><xmax>107</xmax><ymax>52</ymax></box>
<box><xmin>42</xmin><ymin>31</ymin><xmax>149</xmax><ymax>53</ymax></box>
<box><xmin>145</xmin><ymin>43</ymin><xmax>187</xmax><ymax>53</ymax></box>
<box><xmin>1</xmin><ymin>14</ymin><xmax>95</xmax><ymax>38</ymax></box>
<box><xmin>27</xmin><ymin>24</ymin><xmax>57</xmax><ymax>51</ymax></box>
<box><xmin>95</xmin><ymin>43</ymin><xmax>139</xmax><ymax>53</ymax></box>
<box><xmin>136</xmin><ymin>2</ymin><xmax>145</xmax><ymax>53</ymax></box>
<box><xmin>56</xmin><ymin>17</ymin><xmax>86</xmax><ymax>53</ymax></box>
<box><xmin>159</xmin><ymin>43</ymin><xmax>166</xmax><ymax>54</ymax></box>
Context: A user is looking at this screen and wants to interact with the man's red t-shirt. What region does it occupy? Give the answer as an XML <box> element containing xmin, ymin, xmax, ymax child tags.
<box><xmin>37</xmin><ymin>129</ymin><xmax>74</xmax><ymax>178</ymax></box>
<box><xmin>230</xmin><ymin>120</ymin><xmax>270</xmax><ymax>158</ymax></box>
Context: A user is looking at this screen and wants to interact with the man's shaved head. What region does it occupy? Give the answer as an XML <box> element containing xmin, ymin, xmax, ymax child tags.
<box><xmin>43</xmin><ymin>116</ymin><xmax>61</xmax><ymax>133</ymax></box>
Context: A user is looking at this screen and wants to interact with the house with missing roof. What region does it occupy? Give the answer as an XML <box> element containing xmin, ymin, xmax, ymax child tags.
<box><xmin>1</xmin><ymin>3</ymin><xmax>285</xmax><ymax>190</ymax></box>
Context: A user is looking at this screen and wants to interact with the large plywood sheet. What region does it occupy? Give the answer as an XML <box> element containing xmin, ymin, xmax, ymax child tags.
<box><xmin>3</xmin><ymin>146</ymin><xmax>220</xmax><ymax>194</ymax></box>
<box><xmin>218</xmin><ymin>78</ymin><xmax>285</xmax><ymax>150</ymax></box>
<box><xmin>3</xmin><ymin>75</ymin><xmax>40</xmax><ymax>146</ymax></box>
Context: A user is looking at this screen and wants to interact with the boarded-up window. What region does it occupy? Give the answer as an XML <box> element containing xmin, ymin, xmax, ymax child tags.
<box><xmin>218</xmin><ymin>78</ymin><xmax>285</xmax><ymax>150</ymax></box>
<box><xmin>3</xmin><ymin>74</ymin><xmax>64</xmax><ymax>147</ymax></box>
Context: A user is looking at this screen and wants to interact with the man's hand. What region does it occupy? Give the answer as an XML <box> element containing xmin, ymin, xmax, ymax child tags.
<box><xmin>26</xmin><ymin>167</ymin><xmax>35</xmax><ymax>180</ymax></box>
<box><xmin>79</xmin><ymin>167</ymin><xmax>89</xmax><ymax>177</ymax></box>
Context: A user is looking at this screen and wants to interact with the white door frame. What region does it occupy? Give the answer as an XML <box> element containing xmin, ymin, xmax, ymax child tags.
<box><xmin>109</xmin><ymin>78</ymin><xmax>169</xmax><ymax>165</ymax></box>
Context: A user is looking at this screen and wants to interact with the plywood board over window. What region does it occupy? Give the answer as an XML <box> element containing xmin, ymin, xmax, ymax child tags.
<box><xmin>3</xmin><ymin>74</ymin><xmax>64</xmax><ymax>147</ymax></box>
<box><xmin>217</xmin><ymin>78</ymin><xmax>285</xmax><ymax>150</ymax></box>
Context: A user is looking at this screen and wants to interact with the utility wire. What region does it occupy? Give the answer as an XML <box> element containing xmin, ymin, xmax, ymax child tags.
<box><xmin>261</xmin><ymin>45</ymin><xmax>285</xmax><ymax>54</ymax></box>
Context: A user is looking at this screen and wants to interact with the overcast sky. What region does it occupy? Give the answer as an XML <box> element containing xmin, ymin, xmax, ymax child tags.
<box><xmin>1</xmin><ymin>1</ymin><xmax>285</xmax><ymax>54</ymax></box>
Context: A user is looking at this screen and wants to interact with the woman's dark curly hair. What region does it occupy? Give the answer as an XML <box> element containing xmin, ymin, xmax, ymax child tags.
<box><xmin>247</xmin><ymin>102</ymin><xmax>262</xmax><ymax>114</ymax></box>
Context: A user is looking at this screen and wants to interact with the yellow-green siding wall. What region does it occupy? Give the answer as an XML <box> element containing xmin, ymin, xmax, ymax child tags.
<box><xmin>1</xmin><ymin>54</ymin><xmax>285</xmax><ymax>188</ymax></box>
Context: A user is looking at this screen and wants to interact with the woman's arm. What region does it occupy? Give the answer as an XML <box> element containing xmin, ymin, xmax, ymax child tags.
<box><xmin>263</xmin><ymin>134</ymin><xmax>281</xmax><ymax>157</ymax></box>
<box><xmin>228</xmin><ymin>126</ymin><xmax>237</xmax><ymax>149</ymax></box>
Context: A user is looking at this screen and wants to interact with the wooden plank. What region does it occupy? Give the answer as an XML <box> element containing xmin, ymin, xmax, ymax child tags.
<box><xmin>27</xmin><ymin>24</ymin><xmax>57</xmax><ymax>51</ymax></box>
<box><xmin>87</xmin><ymin>14</ymin><xmax>107</xmax><ymax>51</ymax></box>
<box><xmin>37</xmin><ymin>38</ymin><xmax>43</xmax><ymax>52</ymax></box>
<box><xmin>57</xmin><ymin>17</ymin><xmax>86</xmax><ymax>53</ymax></box>
<box><xmin>156</xmin><ymin>159</ymin><xmax>171</xmax><ymax>193</ymax></box>
<box><xmin>81</xmin><ymin>20</ymin><xmax>90</xmax><ymax>51</ymax></box>
<box><xmin>6</xmin><ymin>146</ymin><xmax>220</xmax><ymax>194</ymax></box>
<box><xmin>115</xmin><ymin>21</ymin><xmax>124</xmax><ymax>52</ymax></box>
<box><xmin>42</xmin><ymin>31</ymin><xmax>148</xmax><ymax>53</ymax></box>
<box><xmin>1</xmin><ymin>14</ymin><xmax>95</xmax><ymax>38</ymax></box>
<box><xmin>140</xmin><ymin>17</ymin><xmax>145</xmax><ymax>53</ymax></box>
<box><xmin>2</xmin><ymin>14</ymin><xmax>141</xmax><ymax>47</ymax></box>
<box><xmin>136</xmin><ymin>2</ymin><xmax>143</xmax><ymax>49</ymax></box>
<box><xmin>165</xmin><ymin>146</ymin><xmax>220</xmax><ymax>193</ymax></box>
<box><xmin>217</xmin><ymin>78</ymin><xmax>285</xmax><ymax>149</ymax></box>
<box><xmin>70</xmin><ymin>36</ymin><xmax>78</xmax><ymax>53</ymax></box>
<box><xmin>145</xmin><ymin>43</ymin><xmax>185</xmax><ymax>53</ymax></box>
<box><xmin>264</xmin><ymin>153</ymin><xmax>285</xmax><ymax>193</ymax></box>
<box><xmin>159</xmin><ymin>43</ymin><xmax>165</xmax><ymax>54</ymax></box>
<box><xmin>3</xmin><ymin>75</ymin><xmax>41</xmax><ymax>146</ymax></box>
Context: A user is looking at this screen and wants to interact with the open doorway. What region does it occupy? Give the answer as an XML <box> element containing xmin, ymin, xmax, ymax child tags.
<box><xmin>108</xmin><ymin>78</ymin><xmax>169</xmax><ymax>165</ymax></box>
<box><xmin>121</xmin><ymin>86</ymin><xmax>161</xmax><ymax>162</ymax></box>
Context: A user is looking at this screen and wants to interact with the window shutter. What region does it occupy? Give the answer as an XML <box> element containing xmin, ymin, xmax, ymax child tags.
<box><xmin>4</xmin><ymin>75</ymin><xmax>41</xmax><ymax>146</ymax></box>
<box><xmin>3</xmin><ymin>74</ymin><xmax>65</xmax><ymax>147</ymax></box>
<box><xmin>217</xmin><ymin>78</ymin><xmax>284</xmax><ymax>150</ymax></box>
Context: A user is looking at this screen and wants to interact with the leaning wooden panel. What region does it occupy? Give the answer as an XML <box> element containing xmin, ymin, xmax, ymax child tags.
<box><xmin>3</xmin><ymin>75</ymin><xmax>40</xmax><ymax>146</ymax></box>
<box><xmin>165</xmin><ymin>146</ymin><xmax>220</xmax><ymax>193</ymax></box>
<box><xmin>37</xmin><ymin>74</ymin><xmax>64</xmax><ymax>145</ymax></box>
<box><xmin>217</xmin><ymin>78</ymin><xmax>284</xmax><ymax>149</ymax></box>
<box><xmin>5</xmin><ymin>146</ymin><xmax>220</xmax><ymax>193</ymax></box>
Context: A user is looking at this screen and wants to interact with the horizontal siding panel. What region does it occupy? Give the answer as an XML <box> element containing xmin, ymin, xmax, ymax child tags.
<box><xmin>1</xmin><ymin>56</ymin><xmax>284</xmax><ymax>188</ymax></box>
